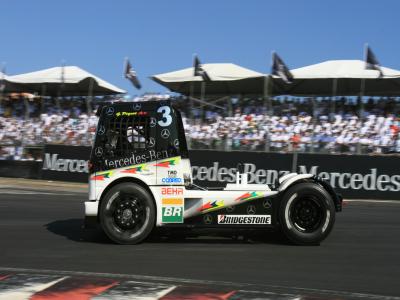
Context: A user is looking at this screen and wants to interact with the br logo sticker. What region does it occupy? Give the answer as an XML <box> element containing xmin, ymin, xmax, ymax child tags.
<box><xmin>162</xmin><ymin>198</ymin><xmax>183</xmax><ymax>223</ymax></box>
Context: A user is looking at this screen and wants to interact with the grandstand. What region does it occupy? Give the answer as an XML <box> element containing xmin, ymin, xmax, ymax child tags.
<box><xmin>0</xmin><ymin>93</ymin><xmax>399</xmax><ymax>160</ymax></box>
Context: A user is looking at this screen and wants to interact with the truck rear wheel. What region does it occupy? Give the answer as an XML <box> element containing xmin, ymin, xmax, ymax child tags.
<box><xmin>279</xmin><ymin>182</ymin><xmax>335</xmax><ymax>245</ymax></box>
<box><xmin>100</xmin><ymin>182</ymin><xmax>155</xmax><ymax>244</ymax></box>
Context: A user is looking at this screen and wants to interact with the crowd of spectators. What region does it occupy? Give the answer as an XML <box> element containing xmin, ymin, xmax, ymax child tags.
<box><xmin>0</xmin><ymin>94</ymin><xmax>399</xmax><ymax>160</ymax></box>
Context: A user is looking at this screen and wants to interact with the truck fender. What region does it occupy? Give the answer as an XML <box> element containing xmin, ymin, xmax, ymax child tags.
<box><xmin>277</xmin><ymin>174</ymin><xmax>343</xmax><ymax>212</ymax></box>
<box><xmin>278</xmin><ymin>173</ymin><xmax>313</xmax><ymax>192</ymax></box>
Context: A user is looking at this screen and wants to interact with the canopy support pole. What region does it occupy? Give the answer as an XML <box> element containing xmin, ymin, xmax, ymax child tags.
<box><xmin>87</xmin><ymin>77</ymin><xmax>94</xmax><ymax>114</ymax></box>
<box><xmin>310</xmin><ymin>97</ymin><xmax>317</xmax><ymax>153</ymax></box>
<box><xmin>263</xmin><ymin>75</ymin><xmax>271</xmax><ymax>152</ymax></box>
<box><xmin>40</xmin><ymin>84</ymin><xmax>46</xmax><ymax>115</ymax></box>
<box><xmin>0</xmin><ymin>63</ymin><xmax>6</xmax><ymax>113</ymax></box>
<box><xmin>200</xmin><ymin>80</ymin><xmax>206</xmax><ymax>121</ymax></box>
<box><xmin>187</xmin><ymin>81</ymin><xmax>195</xmax><ymax>149</ymax></box>
<box><xmin>331</xmin><ymin>78</ymin><xmax>338</xmax><ymax>121</ymax></box>
<box><xmin>357</xmin><ymin>78</ymin><xmax>366</xmax><ymax>154</ymax></box>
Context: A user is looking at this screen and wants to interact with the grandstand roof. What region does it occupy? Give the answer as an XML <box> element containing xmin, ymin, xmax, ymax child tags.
<box><xmin>7</xmin><ymin>66</ymin><xmax>126</xmax><ymax>96</ymax></box>
<box><xmin>153</xmin><ymin>63</ymin><xmax>263</xmax><ymax>82</ymax></box>
<box><xmin>151</xmin><ymin>63</ymin><xmax>267</xmax><ymax>96</ymax></box>
<box><xmin>153</xmin><ymin>60</ymin><xmax>400</xmax><ymax>96</ymax></box>
<box><xmin>291</xmin><ymin>60</ymin><xmax>400</xmax><ymax>79</ymax></box>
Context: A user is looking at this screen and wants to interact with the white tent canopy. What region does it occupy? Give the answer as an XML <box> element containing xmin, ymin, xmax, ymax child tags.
<box><xmin>153</xmin><ymin>63</ymin><xmax>263</xmax><ymax>82</ymax></box>
<box><xmin>285</xmin><ymin>60</ymin><xmax>400</xmax><ymax>96</ymax></box>
<box><xmin>152</xmin><ymin>60</ymin><xmax>400</xmax><ymax>96</ymax></box>
<box><xmin>152</xmin><ymin>63</ymin><xmax>265</xmax><ymax>95</ymax></box>
<box><xmin>7</xmin><ymin>66</ymin><xmax>125</xmax><ymax>96</ymax></box>
<box><xmin>291</xmin><ymin>60</ymin><xmax>400</xmax><ymax>79</ymax></box>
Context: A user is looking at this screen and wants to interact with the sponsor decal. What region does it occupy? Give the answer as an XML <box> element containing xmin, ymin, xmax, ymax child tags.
<box><xmin>105</xmin><ymin>107</ymin><xmax>114</xmax><ymax>116</ymax></box>
<box><xmin>133</xmin><ymin>103</ymin><xmax>142</xmax><ymax>111</ymax></box>
<box><xmin>105</xmin><ymin>151</ymin><xmax>175</xmax><ymax>169</ymax></box>
<box><xmin>161</xmin><ymin>129</ymin><xmax>170</xmax><ymax>139</ymax></box>
<box><xmin>162</xmin><ymin>177</ymin><xmax>182</xmax><ymax>183</ymax></box>
<box><xmin>174</xmin><ymin>139</ymin><xmax>180</xmax><ymax>148</ymax></box>
<box><xmin>97</xmin><ymin>125</ymin><xmax>106</xmax><ymax>135</ymax></box>
<box><xmin>115</xmin><ymin>111</ymin><xmax>147</xmax><ymax>117</ymax></box>
<box><xmin>168</xmin><ymin>170</ymin><xmax>177</xmax><ymax>178</ymax></box>
<box><xmin>121</xmin><ymin>164</ymin><xmax>149</xmax><ymax>174</ymax></box>
<box><xmin>162</xmin><ymin>198</ymin><xmax>183</xmax><ymax>223</ymax></box>
<box><xmin>91</xmin><ymin>170</ymin><xmax>113</xmax><ymax>181</ymax></box>
<box><xmin>263</xmin><ymin>198</ymin><xmax>272</xmax><ymax>209</ymax></box>
<box><xmin>95</xmin><ymin>147</ymin><xmax>103</xmax><ymax>157</ymax></box>
<box><xmin>218</xmin><ymin>215</ymin><xmax>271</xmax><ymax>225</ymax></box>
<box><xmin>203</xmin><ymin>214</ymin><xmax>213</xmax><ymax>224</ymax></box>
<box><xmin>198</xmin><ymin>200</ymin><xmax>224</xmax><ymax>213</ymax></box>
<box><xmin>246</xmin><ymin>205</ymin><xmax>256</xmax><ymax>215</ymax></box>
<box><xmin>147</xmin><ymin>137</ymin><xmax>155</xmax><ymax>147</ymax></box>
<box><xmin>235</xmin><ymin>191</ymin><xmax>262</xmax><ymax>202</ymax></box>
<box><xmin>154</xmin><ymin>157</ymin><xmax>180</xmax><ymax>168</ymax></box>
<box><xmin>226</xmin><ymin>205</ymin><xmax>235</xmax><ymax>213</ymax></box>
<box><xmin>150</xmin><ymin>118</ymin><xmax>157</xmax><ymax>127</ymax></box>
<box><xmin>161</xmin><ymin>187</ymin><xmax>183</xmax><ymax>195</ymax></box>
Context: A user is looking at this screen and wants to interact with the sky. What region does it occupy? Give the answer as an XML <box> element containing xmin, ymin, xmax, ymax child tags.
<box><xmin>1</xmin><ymin>0</ymin><xmax>400</xmax><ymax>95</ymax></box>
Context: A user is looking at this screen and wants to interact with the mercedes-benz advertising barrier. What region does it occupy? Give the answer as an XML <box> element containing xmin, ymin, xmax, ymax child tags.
<box><xmin>41</xmin><ymin>144</ymin><xmax>91</xmax><ymax>182</ymax></box>
<box><xmin>39</xmin><ymin>144</ymin><xmax>400</xmax><ymax>200</ymax></box>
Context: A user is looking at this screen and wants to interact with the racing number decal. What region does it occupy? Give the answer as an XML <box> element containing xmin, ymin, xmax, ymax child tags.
<box><xmin>157</xmin><ymin>106</ymin><xmax>172</xmax><ymax>127</ymax></box>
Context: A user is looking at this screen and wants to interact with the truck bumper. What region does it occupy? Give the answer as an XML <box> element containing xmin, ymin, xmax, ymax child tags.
<box><xmin>85</xmin><ymin>200</ymin><xmax>99</xmax><ymax>216</ymax></box>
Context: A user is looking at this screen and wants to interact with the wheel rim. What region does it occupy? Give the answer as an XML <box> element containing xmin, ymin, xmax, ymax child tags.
<box><xmin>109</xmin><ymin>193</ymin><xmax>147</xmax><ymax>232</ymax></box>
<box><xmin>290</xmin><ymin>195</ymin><xmax>324</xmax><ymax>233</ymax></box>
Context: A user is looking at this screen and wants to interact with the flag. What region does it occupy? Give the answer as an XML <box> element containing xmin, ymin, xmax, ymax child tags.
<box><xmin>365</xmin><ymin>45</ymin><xmax>383</xmax><ymax>76</ymax></box>
<box><xmin>271</xmin><ymin>52</ymin><xmax>293</xmax><ymax>84</ymax></box>
<box><xmin>124</xmin><ymin>59</ymin><xmax>141</xmax><ymax>89</ymax></box>
<box><xmin>193</xmin><ymin>55</ymin><xmax>211</xmax><ymax>81</ymax></box>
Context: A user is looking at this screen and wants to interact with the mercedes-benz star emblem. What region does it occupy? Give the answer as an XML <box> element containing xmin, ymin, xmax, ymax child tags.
<box><xmin>97</xmin><ymin>125</ymin><xmax>106</xmax><ymax>135</ymax></box>
<box><xmin>161</xmin><ymin>129</ymin><xmax>170</xmax><ymax>139</ymax></box>
<box><xmin>133</xmin><ymin>103</ymin><xmax>141</xmax><ymax>111</ymax></box>
<box><xmin>203</xmin><ymin>214</ymin><xmax>213</xmax><ymax>224</ymax></box>
<box><xmin>105</xmin><ymin>107</ymin><xmax>114</xmax><ymax>116</ymax></box>
<box><xmin>174</xmin><ymin>139</ymin><xmax>179</xmax><ymax>148</ymax></box>
<box><xmin>263</xmin><ymin>198</ymin><xmax>272</xmax><ymax>209</ymax></box>
<box><xmin>247</xmin><ymin>205</ymin><xmax>256</xmax><ymax>215</ymax></box>
<box><xmin>95</xmin><ymin>147</ymin><xmax>103</xmax><ymax>157</ymax></box>
<box><xmin>150</xmin><ymin>118</ymin><xmax>157</xmax><ymax>127</ymax></box>
<box><xmin>226</xmin><ymin>205</ymin><xmax>235</xmax><ymax>213</ymax></box>
<box><xmin>148</xmin><ymin>137</ymin><xmax>155</xmax><ymax>147</ymax></box>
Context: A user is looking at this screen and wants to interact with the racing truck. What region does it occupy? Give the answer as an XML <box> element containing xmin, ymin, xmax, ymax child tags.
<box><xmin>85</xmin><ymin>100</ymin><xmax>342</xmax><ymax>245</ymax></box>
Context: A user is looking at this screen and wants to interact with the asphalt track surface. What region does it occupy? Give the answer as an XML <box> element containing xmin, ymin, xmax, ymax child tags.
<box><xmin>0</xmin><ymin>183</ymin><xmax>399</xmax><ymax>299</ymax></box>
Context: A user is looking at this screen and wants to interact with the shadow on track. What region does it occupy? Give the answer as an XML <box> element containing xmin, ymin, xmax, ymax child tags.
<box><xmin>45</xmin><ymin>219</ymin><xmax>290</xmax><ymax>245</ymax></box>
<box><xmin>45</xmin><ymin>219</ymin><xmax>112</xmax><ymax>244</ymax></box>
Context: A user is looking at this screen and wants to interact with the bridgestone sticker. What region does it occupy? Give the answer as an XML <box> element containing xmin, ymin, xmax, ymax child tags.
<box><xmin>218</xmin><ymin>215</ymin><xmax>271</xmax><ymax>225</ymax></box>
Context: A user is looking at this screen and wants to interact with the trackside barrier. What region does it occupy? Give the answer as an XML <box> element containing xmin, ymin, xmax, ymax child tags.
<box><xmin>0</xmin><ymin>160</ymin><xmax>42</xmax><ymax>179</ymax></box>
<box><xmin>1</xmin><ymin>145</ymin><xmax>399</xmax><ymax>200</ymax></box>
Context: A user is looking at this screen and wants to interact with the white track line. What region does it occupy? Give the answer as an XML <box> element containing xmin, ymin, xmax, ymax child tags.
<box><xmin>0</xmin><ymin>267</ymin><xmax>398</xmax><ymax>300</ymax></box>
<box><xmin>346</xmin><ymin>199</ymin><xmax>400</xmax><ymax>204</ymax></box>
<box><xmin>0</xmin><ymin>191</ymin><xmax>75</xmax><ymax>195</ymax></box>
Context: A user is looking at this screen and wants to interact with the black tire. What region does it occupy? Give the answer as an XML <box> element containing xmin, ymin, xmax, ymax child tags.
<box><xmin>279</xmin><ymin>182</ymin><xmax>335</xmax><ymax>245</ymax></box>
<box><xmin>99</xmin><ymin>183</ymin><xmax>155</xmax><ymax>244</ymax></box>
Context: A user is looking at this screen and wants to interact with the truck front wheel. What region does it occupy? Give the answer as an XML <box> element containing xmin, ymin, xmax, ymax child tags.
<box><xmin>99</xmin><ymin>182</ymin><xmax>155</xmax><ymax>244</ymax></box>
<box><xmin>279</xmin><ymin>182</ymin><xmax>335</xmax><ymax>245</ymax></box>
